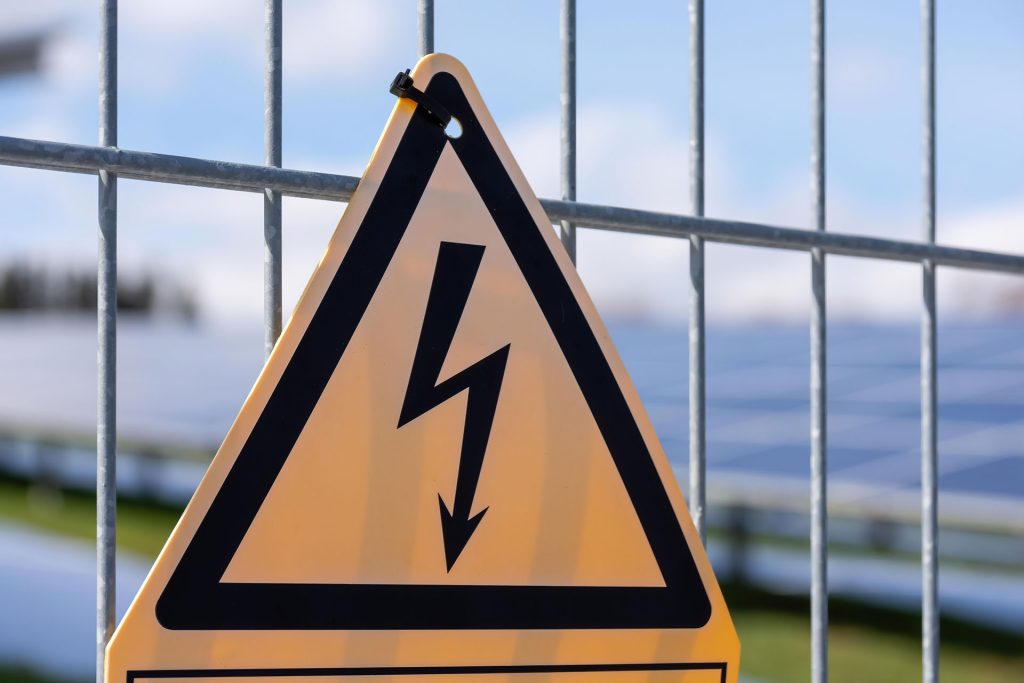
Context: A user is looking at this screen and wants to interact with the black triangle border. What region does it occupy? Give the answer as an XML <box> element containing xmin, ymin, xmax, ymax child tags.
<box><xmin>156</xmin><ymin>71</ymin><xmax>711</xmax><ymax>631</ymax></box>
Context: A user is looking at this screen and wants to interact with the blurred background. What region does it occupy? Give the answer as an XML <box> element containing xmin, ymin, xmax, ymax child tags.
<box><xmin>0</xmin><ymin>1</ymin><xmax>1021</xmax><ymax>682</ymax></box>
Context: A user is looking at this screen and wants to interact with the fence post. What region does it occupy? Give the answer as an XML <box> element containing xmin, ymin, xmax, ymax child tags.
<box><xmin>418</xmin><ymin>0</ymin><xmax>434</xmax><ymax>58</ymax></box>
<box><xmin>810</xmin><ymin>1</ymin><xmax>829</xmax><ymax>682</ymax></box>
<box><xmin>688</xmin><ymin>0</ymin><xmax>707</xmax><ymax>545</ymax></box>
<box><xmin>920</xmin><ymin>1</ymin><xmax>939</xmax><ymax>681</ymax></box>
<box><xmin>264</xmin><ymin>0</ymin><xmax>283</xmax><ymax>358</ymax></box>
<box><xmin>560</xmin><ymin>0</ymin><xmax>577</xmax><ymax>263</ymax></box>
<box><xmin>96</xmin><ymin>1</ymin><xmax>118</xmax><ymax>681</ymax></box>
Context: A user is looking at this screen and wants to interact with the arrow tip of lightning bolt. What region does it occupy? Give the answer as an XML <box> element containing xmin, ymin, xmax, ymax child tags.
<box><xmin>438</xmin><ymin>494</ymin><xmax>488</xmax><ymax>572</ymax></box>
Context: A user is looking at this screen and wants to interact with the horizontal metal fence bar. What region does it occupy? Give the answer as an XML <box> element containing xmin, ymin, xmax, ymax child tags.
<box><xmin>547</xmin><ymin>200</ymin><xmax>1024</xmax><ymax>273</ymax></box>
<box><xmin>0</xmin><ymin>135</ymin><xmax>358</xmax><ymax>200</ymax></box>
<box><xmin>2</xmin><ymin>134</ymin><xmax>1024</xmax><ymax>275</ymax></box>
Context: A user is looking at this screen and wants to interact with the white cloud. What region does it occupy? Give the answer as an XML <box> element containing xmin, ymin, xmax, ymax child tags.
<box><xmin>1</xmin><ymin>0</ymin><xmax>405</xmax><ymax>104</ymax></box>
<box><xmin>0</xmin><ymin>1</ymin><xmax>75</xmax><ymax>32</ymax></box>
<box><xmin>831</xmin><ymin>49</ymin><xmax>906</xmax><ymax>106</ymax></box>
<box><xmin>120</xmin><ymin>0</ymin><xmax>252</xmax><ymax>34</ymax></box>
<box><xmin>0</xmin><ymin>2</ymin><xmax>94</xmax><ymax>142</ymax></box>
<box><xmin>109</xmin><ymin>175</ymin><xmax>353</xmax><ymax>323</ymax></box>
<box><xmin>502</xmin><ymin>101</ymin><xmax>1024</xmax><ymax>324</ymax></box>
<box><xmin>116</xmin><ymin>0</ymin><xmax>402</xmax><ymax>93</ymax></box>
<box><xmin>0</xmin><ymin>1</ymin><xmax>93</xmax><ymax>89</ymax></box>
<box><xmin>504</xmin><ymin>104</ymin><xmax>696</xmax><ymax>214</ymax></box>
<box><xmin>43</xmin><ymin>25</ymin><xmax>96</xmax><ymax>92</ymax></box>
<box><xmin>284</xmin><ymin>0</ymin><xmax>403</xmax><ymax>83</ymax></box>
<box><xmin>939</xmin><ymin>200</ymin><xmax>1024</xmax><ymax>318</ymax></box>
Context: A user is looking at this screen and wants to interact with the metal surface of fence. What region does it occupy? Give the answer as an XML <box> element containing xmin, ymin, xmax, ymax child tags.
<box><xmin>0</xmin><ymin>1</ymin><xmax>1016</xmax><ymax>682</ymax></box>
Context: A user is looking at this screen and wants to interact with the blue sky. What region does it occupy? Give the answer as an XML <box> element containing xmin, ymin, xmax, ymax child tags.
<box><xmin>1</xmin><ymin>0</ymin><xmax>1022</xmax><ymax>323</ymax></box>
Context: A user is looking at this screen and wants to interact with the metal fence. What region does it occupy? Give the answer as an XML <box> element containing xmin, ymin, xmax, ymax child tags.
<box><xmin>0</xmin><ymin>1</ymin><xmax>1021</xmax><ymax>682</ymax></box>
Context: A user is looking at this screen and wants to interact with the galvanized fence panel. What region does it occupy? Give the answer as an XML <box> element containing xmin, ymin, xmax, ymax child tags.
<box><xmin>0</xmin><ymin>2</ymin><xmax>1016</xmax><ymax>682</ymax></box>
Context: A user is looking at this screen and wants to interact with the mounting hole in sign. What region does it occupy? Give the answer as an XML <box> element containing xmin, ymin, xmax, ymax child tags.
<box><xmin>445</xmin><ymin>116</ymin><xmax>463</xmax><ymax>139</ymax></box>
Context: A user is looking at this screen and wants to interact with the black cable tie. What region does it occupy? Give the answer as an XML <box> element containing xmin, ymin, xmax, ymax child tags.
<box><xmin>389</xmin><ymin>69</ymin><xmax>452</xmax><ymax>129</ymax></box>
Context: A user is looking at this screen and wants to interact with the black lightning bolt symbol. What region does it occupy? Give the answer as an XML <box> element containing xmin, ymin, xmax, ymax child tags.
<box><xmin>398</xmin><ymin>241</ymin><xmax>510</xmax><ymax>571</ymax></box>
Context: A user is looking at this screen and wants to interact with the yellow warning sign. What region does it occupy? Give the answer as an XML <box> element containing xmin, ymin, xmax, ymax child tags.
<box><xmin>107</xmin><ymin>53</ymin><xmax>739</xmax><ymax>683</ymax></box>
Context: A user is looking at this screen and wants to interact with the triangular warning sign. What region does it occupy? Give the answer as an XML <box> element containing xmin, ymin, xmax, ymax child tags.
<box><xmin>108</xmin><ymin>54</ymin><xmax>739</xmax><ymax>683</ymax></box>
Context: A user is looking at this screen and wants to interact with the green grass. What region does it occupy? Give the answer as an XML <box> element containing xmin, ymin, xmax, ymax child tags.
<box><xmin>706</xmin><ymin>526</ymin><xmax>1024</xmax><ymax>579</ymax></box>
<box><xmin>736</xmin><ymin>610</ymin><xmax>1022</xmax><ymax>683</ymax></box>
<box><xmin>0</xmin><ymin>476</ymin><xmax>180</xmax><ymax>557</ymax></box>
<box><xmin>0</xmin><ymin>477</ymin><xmax>1020</xmax><ymax>683</ymax></box>
<box><xmin>0</xmin><ymin>666</ymin><xmax>78</xmax><ymax>683</ymax></box>
<box><xmin>0</xmin><ymin>425</ymin><xmax>214</xmax><ymax>463</ymax></box>
<box><xmin>726</xmin><ymin>583</ymin><xmax>1023</xmax><ymax>683</ymax></box>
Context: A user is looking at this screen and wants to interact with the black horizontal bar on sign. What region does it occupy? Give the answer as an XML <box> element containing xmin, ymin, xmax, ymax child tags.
<box><xmin>1</xmin><ymin>134</ymin><xmax>1023</xmax><ymax>275</ymax></box>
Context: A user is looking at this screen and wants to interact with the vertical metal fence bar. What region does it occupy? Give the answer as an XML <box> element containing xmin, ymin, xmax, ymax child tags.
<box><xmin>263</xmin><ymin>0</ymin><xmax>283</xmax><ymax>358</ymax></box>
<box><xmin>96</xmin><ymin>1</ymin><xmax>117</xmax><ymax>681</ymax></box>
<box><xmin>921</xmin><ymin>1</ymin><xmax>939</xmax><ymax>681</ymax></box>
<box><xmin>687</xmin><ymin>0</ymin><xmax>706</xmax><ymax>545</ymax></box>
<box><xmin>810</xmin><ymin>1</ymin><xmax>828</xmax><ymax>682</ymax></box>
<box><xmin>560</xmin><ymin>0</ymin><xmax>577</xmax><ymax>263</ymax></box>
<box><xmin>418</xmin><ymin>0</ymin><xmax>434</xmax><ymax>58</ymax></box>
